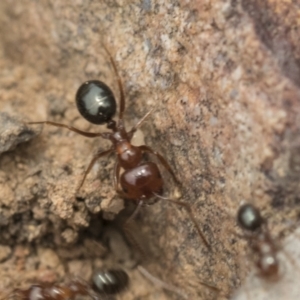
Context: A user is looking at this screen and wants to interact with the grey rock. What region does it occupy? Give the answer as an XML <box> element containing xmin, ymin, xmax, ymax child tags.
<box><xmin>0</xmin><ymin>112</ymin><xmax>40</xmax><ymax>154</ymax></box>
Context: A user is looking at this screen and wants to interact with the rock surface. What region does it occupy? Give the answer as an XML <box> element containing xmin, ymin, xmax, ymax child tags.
<box><xmin>0</xmin><ymin>112</ymin><xmax>40</xmax><ymax>154</ymax></box>
<box><xmin>0</xmin><ymin>1</ymin><xmax>300</xmax><ymax>299</ymax></box>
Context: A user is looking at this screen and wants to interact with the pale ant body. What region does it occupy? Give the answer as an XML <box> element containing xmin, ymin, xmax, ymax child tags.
<box><xmin>28</xmin><ymin>44</ymin><xmax>209</xmax><ymax>248</ymax></box>
<box><xmin>237</xmin><ymin>203</ymin><xmax>280</xmax><ymax>279</ymax></box>
<box><xmin>233</xmin><ymin>203</ymin><xmax>300</xmax><ymax>300</ymax></box>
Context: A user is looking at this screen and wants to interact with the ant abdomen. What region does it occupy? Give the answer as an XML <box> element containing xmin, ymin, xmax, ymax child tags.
<box><xmin>92</xmin><ymin>269</ymin><xmax>129</xmax><ymax>295</ymax></box>
<box><xmin>76</xmin><ymin>80</ymin><xmax>117</xmax><ymax>125</ymax></box>
<box><xmin>120</xmin><ymin>162</ymin><xmax>163</xmax><ymax>200</ymax></box>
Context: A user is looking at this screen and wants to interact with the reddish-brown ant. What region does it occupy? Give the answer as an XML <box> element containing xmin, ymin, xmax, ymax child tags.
<box><xmin>8</xmin><ymin>266</ymin><xmax>201</xmax><ymax>300</ymax></box>
<box><xmin>10</xmin><ymin>268</ymin><xmax>129</xmax><ymax>300</ymax></box>
<box><xmin>28</xmin><ymin>44</ymin><xmax>209</xmax><ymax>248</ymax></box>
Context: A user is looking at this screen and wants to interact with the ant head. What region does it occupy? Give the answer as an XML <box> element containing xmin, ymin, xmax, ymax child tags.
<box><xmin>75</xmin><ymin>80</ymin><xmax>117</xmax><ymax>125</ymax></box>
<box><xmin>237</xmin><ymin>203</ymin><xmax>263</xmax><ymax>231</ymax></box>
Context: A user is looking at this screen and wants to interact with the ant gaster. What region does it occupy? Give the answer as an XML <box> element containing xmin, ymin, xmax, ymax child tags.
<box><xmin>92</xmin><ymin>268</ymin><xmax>129</xmax><ymax>295</ymax></box>
<box><xmin>237</xmin><ymin>203</ymin><xmax>279</xmax><ymax>279</ymax></box>
<box><xmin>29</xmin><ymin>44</ymin><xmax>209</xmax><ymax>248</ymax></box>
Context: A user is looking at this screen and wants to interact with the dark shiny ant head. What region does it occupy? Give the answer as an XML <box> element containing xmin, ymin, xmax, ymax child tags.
<box><xmin>75</xmin><ymin>80</ymin><xmax>117</xmax><ymax>125</ymax></box>
<box><xmin>92</xmin><ymin>269</ymin><xmax>129</xmax><ymax>295</ymax></box>
<box><xmin>237</xmin><ymin>203</ymin><xmax>263</xmax><ymax>231</ymax></box>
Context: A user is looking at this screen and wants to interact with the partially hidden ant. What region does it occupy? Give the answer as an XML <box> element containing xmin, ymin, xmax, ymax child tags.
<box><xmin>10</xmin><ymin>268</ymin><xmax>129</xmax><ymax>300</ymax></box>
<box><xmin>234</xmin><ymin>203</ymin><xmax>300</xmax><ymax>300</ymax></box>
<box><xmin>237</xmin><ymin>203</ymin><xmax>281</xmax><ymax>279</ymax></box>
<box><xmin>8</xmin><ymin>264</ymin><xmax>214</xmax><ymax>300</ymax></box>
<box><xmin>28</xmin><ymin>44</ymin><xmax>209</xmax><ymax>248</ymax></box>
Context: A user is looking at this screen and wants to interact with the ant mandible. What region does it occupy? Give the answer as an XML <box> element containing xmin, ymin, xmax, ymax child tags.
<box><xmin>28</xmin><ymin>44</ymin><xmax>209</xmax><ymax>248</ymax></box>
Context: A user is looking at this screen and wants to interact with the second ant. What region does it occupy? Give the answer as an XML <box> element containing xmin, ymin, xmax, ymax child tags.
<box><xmin>28</xmin><ymin>44</ymin><xmax>209</xmax><ymax>248</ymax></box>
<box><xmin>232</xmin><ymin>203</ymin><xmax>300</xmax><ymax>300</ymax></box>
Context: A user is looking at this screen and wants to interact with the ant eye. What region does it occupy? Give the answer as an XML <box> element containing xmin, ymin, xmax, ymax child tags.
<box><xmin>237</xmin><ymin>204</ymin><xmax>262</xmax><ymax>231</ymax></box>
<box><xmin>75</xmin><ymin>80</ymin><xmax>117</xmax><ymax>125</ymax></box>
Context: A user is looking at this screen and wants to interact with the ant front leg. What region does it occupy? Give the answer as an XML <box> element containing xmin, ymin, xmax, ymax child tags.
<box><xmin>28</xmin><ymin>121</ymin><xmax>109</xmax><ymax>138</ymax></box>
<box><xmin>77</xmin><ymin>148</ymin><xmax>113</xmax><ymax>192</ymax></box>
<box><xmin>139</xmin><ymin>145</ymin><xmax>180</xmax><ymax>186</ymax></box>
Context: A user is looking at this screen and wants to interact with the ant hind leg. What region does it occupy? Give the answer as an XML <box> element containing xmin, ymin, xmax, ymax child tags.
<box><xmin>153</xmin><ymin>193</ymin><xmax>210</xmax><ymax>249</ymax></box>
<box><xmin>137</xmin><ymin>265</ymin><xmax>189</xmax><ymax>299</ymax></box>
<box><xmin>122</xmin><ymin>200</ymin><xmax>149</xmax><ymax>261</ymax></box>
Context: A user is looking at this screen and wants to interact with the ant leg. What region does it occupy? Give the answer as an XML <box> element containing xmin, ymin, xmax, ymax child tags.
<box><xmin>113</xmin><ymin>162</ymin><xmax>120</xmax><ymax>191</ymax></box>
<box><xmin>77</xmin><ymin>148</ymin><xmax>113</xmax><ymax>191</ymax></box>
<box><xmin>122</xmin><ymin>220</ymin><xmax>149</xmax><ymax>262</ymax></box>
<box><xmin>28</xmin><ymin>121</ymin><xmax>110</xmax><ymax>138</ymax></box>
<box><xmin>128</xmin><ymin>109</ymin><xmax>155</xmax><ymax>139</ymax></box>
<box><xmin>281</xmin><ymin>246</ymin><xmax>300</xmax><ymax>273</ymax></box>
<box><xmin>122</xmin><ymin>200</ymin><xmax>149</xmax><ymax>260</ymax></box>
<box><xmin>153</xmin><ymin>193</ymin><xmax>210</xmax><ymax>249</ymax></box>
<box><xmin>116</xmin><ymin>189</ymin><xmax>129</xmax><ymax>199</ymax></box>
<box><xmin>137</xmin><ymin>265</ymin><xmax>188</xmax><ymax>299</ymax></box>
<box><xmin>196</xmin><ymin>280</ymin><xmax>220</xmax><ymax>300</ymax></box>
<box><xmin>101</xmin><ymin>43</ymin><xmax>125</xmax><ymax>120</ymax></box>
<box><xmin>139</xmin><ymin>145</ymin><xmax>180</xmax><ymax>185</ymax></box>
<box><xmin>124</xmin><ymin>200</ymin><xmax>144</xmax><ymax>225</ymax></box>
<box><xmin>244</xmin><ymin>273</ymin><xmax>252</xmax><ymax>300</ymax></box>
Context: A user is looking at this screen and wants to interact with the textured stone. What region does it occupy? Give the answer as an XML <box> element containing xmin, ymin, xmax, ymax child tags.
<box><xmin>0</xmin><ymin>245</ymin><xmax>11</xmax><ymax>262</ymax></box>
<box><xmin>0</xmin><ymin>112</ymin><xmax>40</xmax><ymax>154</ymax></box>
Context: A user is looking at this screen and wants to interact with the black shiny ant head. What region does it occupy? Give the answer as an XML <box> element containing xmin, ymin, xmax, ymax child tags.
<box><xmin>237</xmin><ymin>203</ymin><xmax>263</xmax><ymax>231</ymax></box>
<box><xmin>92</xmin><ymin>269</ymin><xmax>129</xmax><ymax>295</ymax></box>
<box><xmin>75</xmin><ymin>80</ymin><xmax>117</xmax><ymax>125</ymax></box>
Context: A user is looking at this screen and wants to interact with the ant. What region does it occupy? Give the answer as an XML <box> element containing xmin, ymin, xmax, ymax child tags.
<box><xmin>10</xmin><ymin>268</ymin><xmax>129</xmax><ymax>300</ymax></box>
<box><xmin>234</xmin><ymin>203</ymin><xmax>300</xmax><ymax>299</ymax></box>
<box><xmin>28</xmin><ymin>44</ymin><xmax>209</xmax><ymax>248</ymax></box>
<box><xmin>237</xmin><ymin>203</ymin><xmax>289</xmax><ymax>280</ymax></box>
<box><xmin>237</xmin><ymin>203</ymin><xmax>280</xmax><ymax>280</ymax></box>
